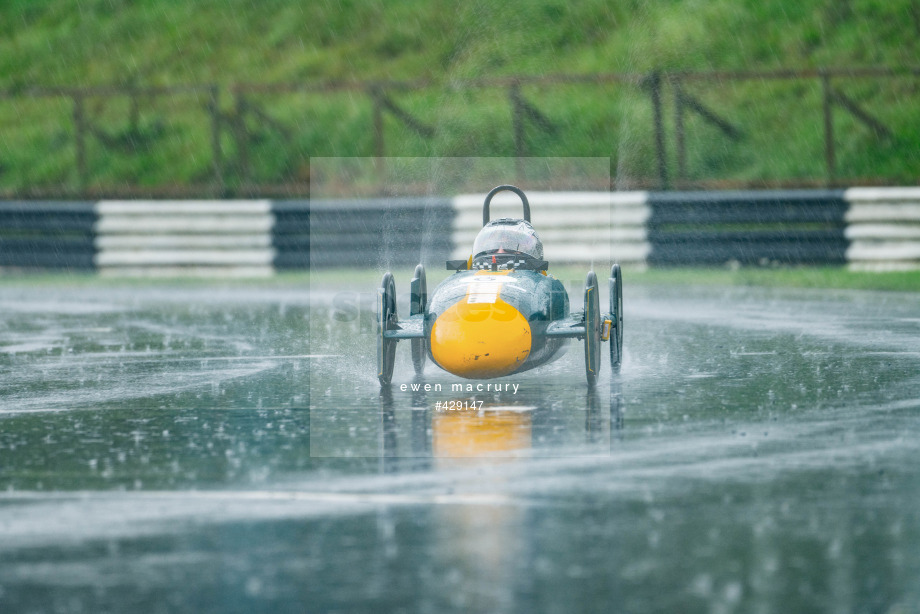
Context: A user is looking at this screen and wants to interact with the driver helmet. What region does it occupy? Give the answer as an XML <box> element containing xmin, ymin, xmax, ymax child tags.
<box><xmin>472</xmin><ymin>218</ymin><xmax>543</xmax><ymax>260</ymax></box>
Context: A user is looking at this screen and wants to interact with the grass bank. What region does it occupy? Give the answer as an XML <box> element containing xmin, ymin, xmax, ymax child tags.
<box><xmin>1</xmin><ymin>0</ymin><xmax>918</xmax><ymax>194</ymax></box>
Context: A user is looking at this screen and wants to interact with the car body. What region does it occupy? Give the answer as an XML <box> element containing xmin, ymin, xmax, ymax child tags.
<box><xmin>377</xmin><ymin>185</ymin><xmax>623</xmax><ymax>386</ymax></box>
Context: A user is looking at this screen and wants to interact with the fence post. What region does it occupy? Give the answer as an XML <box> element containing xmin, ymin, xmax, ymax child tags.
<box><xmin>650</xmin><ymin>71</ymin><xmax>668</xmax><ymax>190</ymax></box>
<box><xmin>72</xmin><ymin>93</ymin><xmax>87</xmax><ymax>193</ymax></box>
<box><xmin>510</xmin><ymin>81</ymin><xmax>525</xmax><ymax>180</ymax></box>
<box><xmin>821</xmin><ymin>71</ymin><xmax>835</xmax><ymax>184</ymax></box>
<box><xmin>233</xmin><ymin>89</ymin><xmax>250</xmax><ymax>190</ymax></box>
<box><xmin>369</xmin><ymin>86</ymin><xmax>386</xmax><ymax>184</ymax></box>
<box><xmin>129</xmin><ymin>83</ymin><xmax>140</xmax><ymax>134</ymax></box>
<box><xmin>371</xmin><ymin>86</ymin><xmax>385</xmax><ymax>158</ymax></box>
<box><xmin>208</xmin><ymin>86</ymin><xmax>223</xmax><ymax>196</ymax></box>
<box><xmin>674</xmin><ymin>77</ymin><xmax>686</xmax><ymax>182</ymax></box>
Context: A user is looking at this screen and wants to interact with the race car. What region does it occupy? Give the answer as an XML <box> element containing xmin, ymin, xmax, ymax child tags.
<box><xmin>377</xmin><ymin>184</ymin><xmax>623</xmax><ymax>386</ymax></box>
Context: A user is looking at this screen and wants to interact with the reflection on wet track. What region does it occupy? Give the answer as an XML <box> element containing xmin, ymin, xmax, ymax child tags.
<box><xmin>375</xmin><ymin>379</ymin><xmax>623</xmax><ymax>469</ymax></box>
<box><xmin>1</xmin><ymin>282</ymin><xmax>919</xmax><ymax>613</ymax></box>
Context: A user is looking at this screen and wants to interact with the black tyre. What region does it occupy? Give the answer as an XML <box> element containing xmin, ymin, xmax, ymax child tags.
<box><xmin>410</xmin><ymin>264</ymin><xmax>427</xmax><ymax>375</ymax></box>
<box><xmin>609</xmin><ymin>264</ymin><xmax>623</xmax><ymax>373</ymax></box>
<box><xmin>584</xmin><ymin>270</ymin><xmax>601</xmax><ymax>387</ymax></box>
<box><xmin>377</xmin><ymin>272</ymin><xmax>398</xmax><ymax>386</ymax></box>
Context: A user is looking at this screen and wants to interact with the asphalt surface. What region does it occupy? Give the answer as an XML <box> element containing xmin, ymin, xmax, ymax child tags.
<box><xmin>1</xmin><ymin>279</ymin><xmax>918</xmax><ymax>613</ymax></box>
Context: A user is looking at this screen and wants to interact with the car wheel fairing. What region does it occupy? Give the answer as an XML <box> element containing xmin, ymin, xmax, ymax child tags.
<box><xmin>410</xmin><ymin>264</ymin><xmax>427</xmax><ymax>376</ymax></box>
<box><xmin>377</xmin><ymin>272</ymin><xmax>398</xmax><ymax>386</ymax></box>
<box><xmin>609</xmin><ymin>264</ymin><xmax>623</xmax><ymax>373</ymax></box>
<box><xmin>584</xmin><ymin>270</ymin><xmax>601</xmax><ymax>387</ymax></box>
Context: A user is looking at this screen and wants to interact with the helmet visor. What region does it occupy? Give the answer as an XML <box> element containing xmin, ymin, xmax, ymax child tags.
<box><xmin>472</xmin><ymin>220</ymin><xmax>543</xmax><ymax>259</ymax></box>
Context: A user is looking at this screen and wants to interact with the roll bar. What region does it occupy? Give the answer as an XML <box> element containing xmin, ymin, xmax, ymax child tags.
<box><xmin>483</xmin><ymin>185</ymin><xmax>531</xmax><ymax>226</ymax></box>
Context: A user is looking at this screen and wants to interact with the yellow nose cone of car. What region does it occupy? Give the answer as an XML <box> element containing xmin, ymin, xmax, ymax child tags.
<box><xmin>430</xmin><ymin>295</ymin><xmax>532</xmax><ymax>378</ymax></box>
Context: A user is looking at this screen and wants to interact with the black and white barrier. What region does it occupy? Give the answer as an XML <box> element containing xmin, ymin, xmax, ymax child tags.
<box><xmin>0</xmin><ymin>201</ymin><xmax>97</xmax><ymax>270</ymax></box>
<box><xmin>95</xmin><ymin>200</ymin><xmax>275</xmax><ymax>276</ymax></box>
<box><xmin>476</xmin><ymin>187</ymin><xmax>914</xmax><ymax>271</ymax></box>
<box><xmin>286</xmin><ymin>197</ymin><xmax>454</xmax><ymax>269</ymax></box>
<box><xmin>1</xmin><ymin>188</ymin><xmax>918</xmax><ymax>274</ymax></box>
<box><xmin>647</xmin><ymin>190</ymin><xmax>849</xmax><ymax>266</ymax></box>
<box><xmin>845</xmin><ymin>188</ymin><xmax>920</xmax><ymax>271</ymax></box>
<box><xmin>452</xmin><ymin>191</ymin><xmax>649</xmax><ymax>266</ymax></box>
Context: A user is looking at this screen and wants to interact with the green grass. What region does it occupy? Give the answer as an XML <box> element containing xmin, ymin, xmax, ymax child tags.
<box><xmin>326</xmin><ymin>265</ymin><xmax>920</xmax><ymax>292</ymax></box>
<box><xmin>2</xmin><ymin>266</ymin><xmax>917</xmax><ymax>292</ymax></box>
<box><xmin>1</xmin><ymin>0</ymin><xmax>919</xmax><ymax>193</ymax></box>
<box><xmin>625</xmin><ymin>266</ymin><xmax>920</xmax><ymax>292</ymax></box>
<box><xmin>548</xmin><ymin>265</ymin><xmax>920</xmax><ymax>292</ymax></box>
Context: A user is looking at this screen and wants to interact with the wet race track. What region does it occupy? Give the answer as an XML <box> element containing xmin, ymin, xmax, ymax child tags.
<box><xmin>1</xmin><ymin>277</ymin><xmax>919</xmax><ymax>613</ymax></box>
